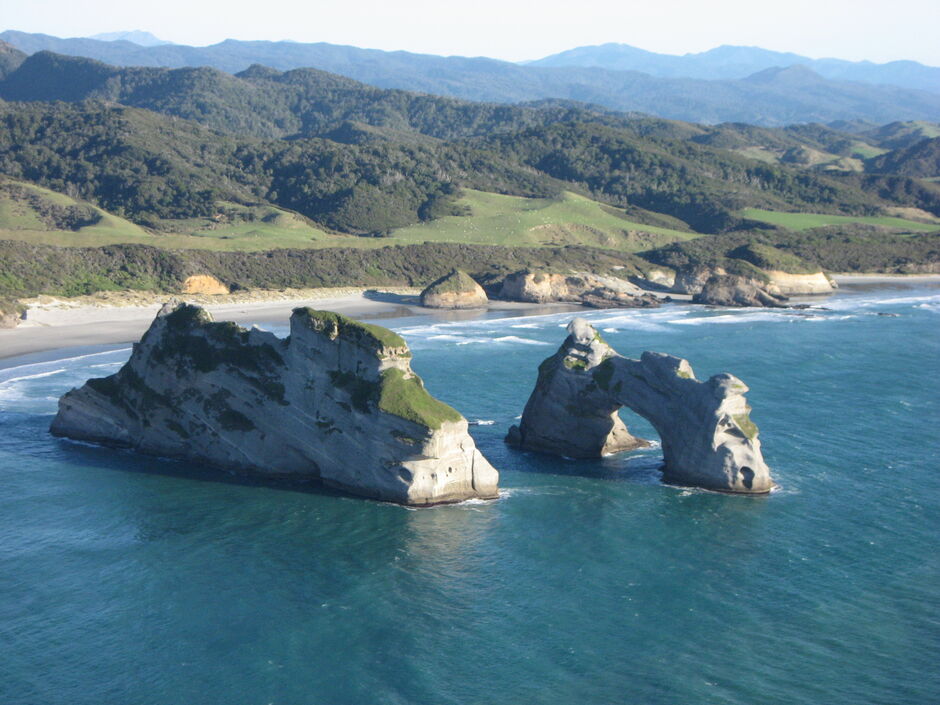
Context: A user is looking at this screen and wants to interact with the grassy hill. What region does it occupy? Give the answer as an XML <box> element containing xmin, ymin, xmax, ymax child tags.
<box><xmin>740</xmin><ymin>207</ymin><xmax>940</xmax><ymax>232</ymax></box>
<box><xmin>0</xmin><ymin>182</ymin><xmax>696</xmax><ymax>252</ymax></box>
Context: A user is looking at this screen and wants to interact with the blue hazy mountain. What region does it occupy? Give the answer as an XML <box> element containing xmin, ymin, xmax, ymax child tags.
<box><xmin>1</xmin><ymin>31</ymin><xmax>939</xmax><ymax>126</ymax></box>
<box><xmin>527</xmin><ymin>43</ymin><xmax>940</xmax><ymax>94</ymax></box>
<box><xmin>89</xmin><ymin>30</ymin><xmax>172</xmax><ymax>47</ymax></box>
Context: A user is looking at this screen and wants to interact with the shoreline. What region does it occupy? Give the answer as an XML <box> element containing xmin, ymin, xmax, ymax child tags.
<box><xmin>0</xmin><ymin>288</ymin><xmax>583</xmax><ymax>366</ymax></box>
<box><xmin>830</xmin><ymin>273</ymin><xmax>940</xmax><ymax>283</ymax></box>
<box><xmin>2</xmin><ymin>274</ymin><xmax>938</xmax><ymax>366</ymax></box>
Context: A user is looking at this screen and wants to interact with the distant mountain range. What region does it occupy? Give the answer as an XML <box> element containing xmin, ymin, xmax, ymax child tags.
<box><xmin>527</xmin><ymin>43</ymin><xmax>940</xmax><ymax>94</ymax></box>
<box><xmin>2</xmin><ymin>30</ymin><xmax>939</xmax><ymax>126</ymax></box>
<box><xmin>89</xmin><ymin>31</ymin><xmax>171</xmax><ymax>47</ymax></box>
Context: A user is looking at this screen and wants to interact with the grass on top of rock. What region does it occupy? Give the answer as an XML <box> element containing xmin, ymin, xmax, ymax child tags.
<box><xmin>377</xmin><ymin>368</ymin><xmax>462</xmax><ymax>429</ymax></box>
<box><xmin>423</xmin><ymin>269</ymin><xmax>481</xmax><ymax>294</ymax></box>
<box><xmin>295</xmin><ymin>308</ymin><xmax>408</xmax><ymax>353</ymax></box>
<box><xmin>732</xmin><ymin>412</ymin><xmax>759</xmax><ymax>440</ymax></box>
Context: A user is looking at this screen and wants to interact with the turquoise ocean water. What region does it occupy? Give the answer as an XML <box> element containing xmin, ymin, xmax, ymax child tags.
<box><xmin>1</xmin><ymin>281</ymin><xmax>938</xmax><ymax>704</ymax></box>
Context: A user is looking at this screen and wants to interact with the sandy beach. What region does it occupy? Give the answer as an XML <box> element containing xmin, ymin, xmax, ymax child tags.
<box><xmin>0</xmin><ymin>287</ymin><xmax>583</xmax><ymax>365</ymax></box>
<box><xmin>2</xmin><ymin>274</ymin><xmax>937</xmax><ymax>366</ymax></box>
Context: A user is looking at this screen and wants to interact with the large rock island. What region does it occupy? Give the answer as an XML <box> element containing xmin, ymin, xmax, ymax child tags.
<box><xmin>419</xmin><ymin>269</ymin><xmax>488</xmax><ymax>309</ymax></box>
<box><xmin>507</xmin><ymin>318</ymin><xmax>772</xmax><ymax>494</ymax></box>
<box><xmin>51</xmin><ymin>302</ymin><xmax>499</xmax><ymax>505</ymax></box>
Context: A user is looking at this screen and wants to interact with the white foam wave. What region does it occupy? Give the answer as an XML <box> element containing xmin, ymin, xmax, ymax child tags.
<box><xmin>427</xmin><ymin>334</ymin><xmax>466</xmax><ymax>342</ymax></box>
<box><xmin>668</xmin><ymin>312</ymin><xmax>790</xmax><ymax>326</ymax></box>
<box><xmin>825</xmin><ymin>293</ymin><xmax>940</xmax><ymax>312</ymax></box>
<box><xmin>468</xmin><ymin>420</ymin><xmax>495</xmax><ymax>426</ymax></box>
<box><xmin>492</xmin><ymin>336</ymin><xmax>551</xmax><ymax>346</ymax></box>
<box><xmin>0</xmin><ymin>368</ymin><xmax>67</xmax><ymax>385</ymax></box>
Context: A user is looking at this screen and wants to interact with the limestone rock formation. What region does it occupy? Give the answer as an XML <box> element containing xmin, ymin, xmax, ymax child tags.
<box><xmin>507</xmin><ymin>318</ymin><xmax>772</xmax><ymax>493</ymax></box>
<box><xmin>671</xmin><ymin>266</ymin><xmax>717</xmax><ymax>295</ymax></box>
<box><xmin>693</xmin><ymin>274</ymin><xmax>789</xmax><ymax>307</ymax></box>
<box><xmin>673</xmin><ymin>263</ymin><xmax>834</xmax><ymax>302</ymax></box>
<box><xmin>51</xmin><ymin>302</ymin><xmax>499</xmax><ymax>505</ymax></box>
<box><xmin>419</xmin><ymin>270</ymin><xmax>488</xmax><ymax>309</ymax></box>
<box><xmin>765</xmin><ymin>270</ymin><xmax>835</xmax><ymax>295</ymax></box>
<box><xmin>499</xmin><ymin>270</ymin><xmax>660</xmax><ymax>308</ymax></box>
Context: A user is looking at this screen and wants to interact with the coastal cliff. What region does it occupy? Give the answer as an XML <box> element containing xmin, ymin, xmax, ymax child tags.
<box><xmin>50</xmin><ymin>302</ymin><xmax>499</xmax><ymax>505</ymax></box>
<box><xmin>507</xmin><ymin>318</ymin><xmax>772</xmax><ymax>493</ymax></box>
<box><xmin>670</xmin><ymin>247</ymin><xmax>835</xmax><ymax>307</ymax></box>
<box><xmin>693</xmin><ymin>274</ymin><xmax>789</xmax><ymax>307</ymax></box>
<box><xmin>499</xmin><ymin>270</ymin><xmax>660</xmax><ymax>308</ymax></box>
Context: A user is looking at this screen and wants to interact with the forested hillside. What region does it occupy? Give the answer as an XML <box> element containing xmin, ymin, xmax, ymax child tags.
<box><xmin>3</xmin><ymin>31</ymin><xmax>940</xmax><ymax>126</ymax></box>
<box><xmin>1</xmin><ymin>51</ymin><xmax>938</xmax><ymax>237</ymax></box>
<box><xmin>0</xmin><ymin>45</ymin><xmax>938</xmax><ymax>301</ymax></box>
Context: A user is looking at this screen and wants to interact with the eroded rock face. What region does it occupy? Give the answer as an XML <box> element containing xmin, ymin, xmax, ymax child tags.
<box><xmin>50</xmin><ymin>302</ymin><xmax>498</xmax><ymax>505</ymax></box>
<box><xmin>507</xmin><ymin>318</ymin><xmax>772</xmax><ymax>494</ymax></box>
<box><xmin>671</xmin><ymin>266</ymin><xmax>718</xmax><ymax>295</ymax></box>
<box><xmin>765</xmin><ymin>270</ymin><xmax>835</xmax><ymax>295</ymax></box>
<box><xmin>420</xmin><ymin>270</ymin><xmax>488</xmax><ymax>309</ymax></box>
<box><xmin>181</xmin><ymin>274</ymin><xmax>230</xmax><ymax>295</ymax></box>
<box><xmin>499</xmin><ymin>270</ymin><xmax>660</xmax><ymax>308</ymax></box>
<box><xmin>693</xmin><ymin>274</ymin><xmax>789</xmax><ymax>308</ymax></box>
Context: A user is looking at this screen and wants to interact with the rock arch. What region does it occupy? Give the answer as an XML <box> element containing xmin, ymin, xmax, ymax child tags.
<box><xmin>506</xmin><ymin>318</ymin><xmax>773</xmax><ymax>494</ymax></box>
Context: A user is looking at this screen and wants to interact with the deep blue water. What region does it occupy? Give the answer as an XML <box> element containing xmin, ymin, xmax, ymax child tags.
<box><xmin>1</xmin><ymin>282</ymin><xmax>938</xmax><ymax>705</ymax></box>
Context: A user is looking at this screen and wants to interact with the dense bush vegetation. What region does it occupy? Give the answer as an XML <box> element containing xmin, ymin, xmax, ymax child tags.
<box><xmin>0</xmin><ymin>240</ymin><xmax>652</xmax><ymax>298</ymax></box>
<box><xmin>2</xmin><ymin>52</ymin><xmax>938</xmax><ymax>238</ymax></box>
<box><xmin>641</xmin><ymin>226</ymin><xmax>940</xmax><ymax>273</ymax></box>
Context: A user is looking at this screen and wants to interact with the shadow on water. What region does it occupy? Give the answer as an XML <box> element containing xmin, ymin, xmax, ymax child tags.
<box><xmin>44</xmin><ymin>433</ymin><xmax>410</xmax><ymax>505</ymax></box>
<box><xmin>503</xmin><ymin>441</ymin><xmax>666</xmax><ymax>484</ymax></box>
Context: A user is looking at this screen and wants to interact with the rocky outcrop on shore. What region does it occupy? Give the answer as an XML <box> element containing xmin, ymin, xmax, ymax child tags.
<box><xmin>765</xmin><ymin>270</ymin><xmax>835</xmax><ymax>295</ymax></box>
<box><xmin>419</xmin><ymin>270</ymin><xmax>488</xmax><ymax>309</ymax></box>
<box><xmin>693</xmin><ymin>274</ymin><xmax>789</xmax><ymax>307</ymax></box>
<box><xmin>499</xmin><ymin>270</ymin><xmax>660</xmax><ymax>308</ymax></box>
<box><xmin>673</xmin><ymin>263</ymin><xmax>834</xmax><ymax>305</ymax></box>
<box><xmin>507</xmin><ymin>318</ymin><xmax>772</xmax><ymax>494</ymax></box>
<box><xmin>50</xmin><ymin>302</ymin><xmax>499</xmax><ymax>505</ymax></box>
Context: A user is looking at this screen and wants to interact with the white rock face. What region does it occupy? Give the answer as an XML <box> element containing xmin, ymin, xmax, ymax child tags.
<box><xmin>765</xmin><ymin>270</ymin><xmax>835</xmax><ymax>295</ymax></box>
<box><xmin>499</xmin><ymin>270</ymin><xmax>659</xmax><ymax>308</ymax></box>
<box><xmin>507</xmin><ymin>318</ymin><xmax>772</xmax><ymax>493</ymax></box>
<box><xmin>50</xmin><ymin>303</ymin><xmax>499</xmax><ymax>505</ymax></box>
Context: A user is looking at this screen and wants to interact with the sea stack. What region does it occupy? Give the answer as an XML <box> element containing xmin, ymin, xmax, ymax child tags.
<box><xmin>50</xmin><ymin>302</ymin><xmax>499</xmax><ymax>505</ymax></box>
<box><xmin>419</xmin><ymin>269</ymin><xmax>488</xmax><ymax>309</ymax></box>
<box><xmin>507</xmin><ymin>318</ymin><xmax>772</xmax><ymax>493</ymax></box>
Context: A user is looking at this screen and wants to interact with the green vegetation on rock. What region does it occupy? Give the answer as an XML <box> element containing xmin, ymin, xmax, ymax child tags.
<box><xmin>422</xmin><ymin>269</ymin><xmax>480</xmax><ymax>295</ymax></box>
<box><xmin>377</xmin><ymin>368</ymin><xmax>462</xmax><ymax>429</ymax></box>
<box><xmin>296</xmin><ymin>309</ymin><xmax>407</xmax><ymax>352</ymax></box>
<box><xmin>732</xmin><ymin>412</ymin><xmax>759</xmax><ymax>440</ymax></box>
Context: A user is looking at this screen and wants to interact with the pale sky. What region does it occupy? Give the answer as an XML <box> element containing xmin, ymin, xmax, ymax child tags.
<box><xmin>3</xmin><ymin>0</ymin><xmax>938</xmax><ymax>66</ymax></box>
